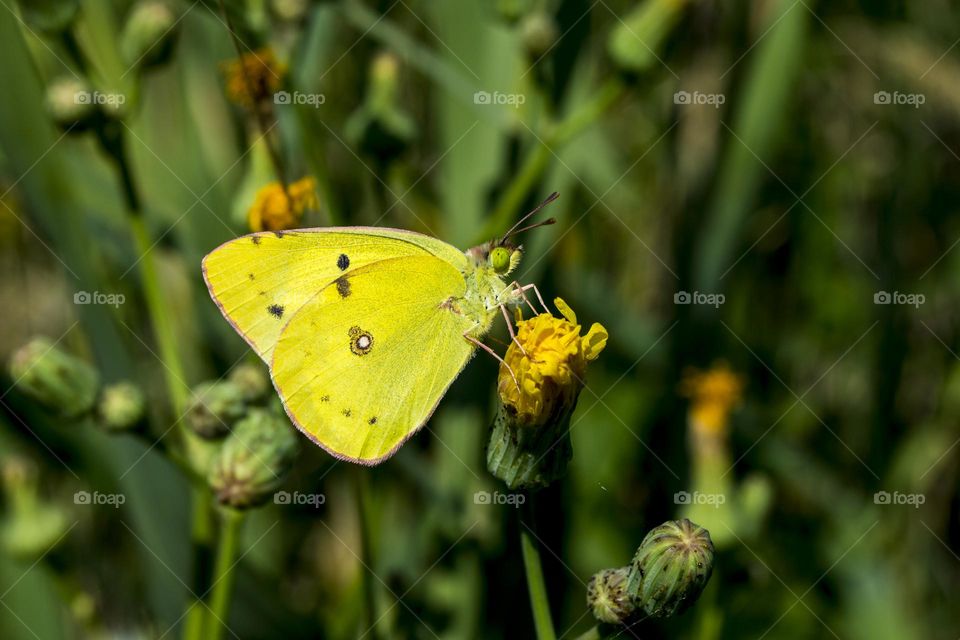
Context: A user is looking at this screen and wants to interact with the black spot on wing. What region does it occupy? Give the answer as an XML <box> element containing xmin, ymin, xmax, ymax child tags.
<box><xmin>251</xmin><ymin>236</ymin><xmax>261</xmax><ymax>245</ymax></box>
<box><xmin>320</xmin><ymin>395</ymin><xmax>330</xmax><ymax>402</ymax></box>
<box><xmin>267</xmin><ymin>304</ymin><xmax>284</xmax><ymax>318</ymax></box>
<box><xmin>337</xmin><ymin>253</ymin><xmax>350</xmax><ymax>271</ymax></box>
<box><xmin>368</xmin><ymin>416</ymin><xmax>377</xmax><ymax>425</ymax></box>
<box><xmin>335</xmin><ymin>276</ymin><xmax>351</xmax><ymax>298</ymax></box>
<box><xmin>342</xmin><ymin>408</ymin><xmax>352</xmax><ymax>417</ymax></box>
<box><xmin>248</xmin><ymin>273</ymin><xmax>255</xmax><ymax>281</ymax></box>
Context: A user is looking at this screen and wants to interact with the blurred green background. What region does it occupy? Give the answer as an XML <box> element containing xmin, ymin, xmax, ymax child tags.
<box><xmin>1</xmin><ymin>0</ymin><xmax>959</xmax><ymax>638</ymax></box>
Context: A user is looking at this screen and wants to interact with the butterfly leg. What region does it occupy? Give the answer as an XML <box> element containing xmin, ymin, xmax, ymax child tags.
<box><xmin>499</xmin><ymin>303</ymin><xmax>529</xmax><ymax>358</ymax></box>
<box><xmin>508</xmin><ymin>281</ymin><xmax>551</xmax><ymax>315</ymax></box>
<box><xmin>463</xmin><ymin>331</ymin><xmax>520</xmax><ymax>391</ymax></box>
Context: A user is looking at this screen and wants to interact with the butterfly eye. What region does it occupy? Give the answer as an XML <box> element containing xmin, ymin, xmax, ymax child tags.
<box><xmin>490</xmin><ymin>247</ymin><xmax>511</xmax><ymax>274</ymax></box>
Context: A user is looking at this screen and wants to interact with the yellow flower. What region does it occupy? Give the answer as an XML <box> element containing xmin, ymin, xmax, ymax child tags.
<box><xmin>498</xmin><ymin>298</ymin><xmax>608</xmax><ymax>427</ymax></box>
<box><xmin>247</xmin><ymin>176</ymin><xmax>318</xmax><ymax>232</ymax></box>
<box><xmin>222</xmin><ymin>48</ymin><xmax>286</xmax><ymax>108</ymax></box>
<box><xmin>679</xmin><ymin>362</ymin><xmax>743</xmax><ymax>437</ymax></box>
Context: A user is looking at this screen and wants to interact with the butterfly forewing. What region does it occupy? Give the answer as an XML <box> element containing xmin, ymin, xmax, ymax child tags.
<box><xmin>270</xmin><ymin>255</ymin><xmax>476</xmax><ymax>464</ymax></box>
<box><xmin>202</xmin><ymin>228</ymin><xmax>468</xmax><ymax>361</ymax></box>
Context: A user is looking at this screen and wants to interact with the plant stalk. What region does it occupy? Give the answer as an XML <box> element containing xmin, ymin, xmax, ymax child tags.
<box><xmin>520</xmin><ymin>500</ymin><xmax>557</xmax><ymax>640</ymax></box>
<box><xmin>206</xmin><ymin>508</ymin><xmax>245</xmax><ymax>640</ymax></box>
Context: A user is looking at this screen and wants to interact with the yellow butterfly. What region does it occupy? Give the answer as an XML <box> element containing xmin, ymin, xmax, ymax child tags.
<box><xmin>202</xmin><ymin>194</ymin><xmax>557</xmax><ymax>465</ymax></box>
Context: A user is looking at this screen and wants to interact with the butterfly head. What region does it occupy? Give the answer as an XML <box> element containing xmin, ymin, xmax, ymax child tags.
<box><xmin>490</xmin><ymin>244</ymin><xmax>523</xmax><ymax>275</ymax></box>
<box><xmin>473</xmin><ymin>191</ymin><xmax>560</xmax><ymax>276</ymax></box>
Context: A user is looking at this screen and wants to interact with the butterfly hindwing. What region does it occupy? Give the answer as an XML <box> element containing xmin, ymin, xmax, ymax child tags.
<box><xmin>202</xmin><ymin>227</ymin><xmax>468</xmax><ymax>361</ymax></box>
<box><xmin>270</xmin><ymin>255</ymin><xmax>476</xmax><ymax>464</ymax></box>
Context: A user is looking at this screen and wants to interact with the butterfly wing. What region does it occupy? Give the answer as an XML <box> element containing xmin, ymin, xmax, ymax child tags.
<box><xmin>270</xmin><ymin>255</ymin><xmax>476</xmax><ymax>464</ymax></box>
<box><xmin>202</xmin><ymin>227</ymin><xmax>468</xmax><ymax>361</ymax></box>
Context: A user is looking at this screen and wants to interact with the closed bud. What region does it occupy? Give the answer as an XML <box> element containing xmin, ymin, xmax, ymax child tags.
<box><xmin>185</xmin><ymin>381</ymin><xmax>246</xmax><ymax>439</ymax></box>
<box><xmin>520</xmin><ymin>12</ymin><xmax>559</xmax><ymax>60</ymax></box>
<box><xmin>8</xmin><ymin>337</ymin><xmax>99</xmax><ymax>419</ymax></box>
<box><xmin>45</xmin><ymin>76</ymin><xmax>98</xmax><ymax>132</ymax></box>
<box><xmin>587</xmin><ymin>566</ymin><xmax>636</xmax><ymax>624</ymax></box>
<box><xmin>120</xmin><ymin>0</ymin><xmax>179</xmax><ymax>70</ymax></box>
<box><xmin>228</xmin><ymin>363</ymin><xmax>271</xmax><ymax>403</ymax></box>
<box><xmin>207</xmin><ymin>409</ymin><xmax>299</xmax><ymax>509</ymax></box>
<box><xmin>626</xmin><ymin>519</ymin><xmax>714</xmax><ymax>618</ymax></box>
<box><xmin>96</xmin><ymin>381</ymin><xmax>146</xmax><ymax>432</ymax></box>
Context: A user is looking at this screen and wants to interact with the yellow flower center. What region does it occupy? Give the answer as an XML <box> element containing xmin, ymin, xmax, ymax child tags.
<box><xmin>498</xmin><ymin>298</ymin><xmax>607</xmax><ymax>427</ymax></box>
<box><xmin>248</xmin><ymin>176</ymin><xmax>318</xmax><ymax>232</ymax></box>
<box><xmin>680</xmin><ymin>363</ymin><xmax>743</xmax><ymax>436</ymax></box>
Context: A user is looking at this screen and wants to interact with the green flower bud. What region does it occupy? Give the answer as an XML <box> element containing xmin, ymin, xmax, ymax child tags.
<box><xmin>207</xmin><ymin>409</ymin><xmax>299</xmax><ymax>509</ymax></box>
<box><xmin>45</xmin><ymin>76</ymin><xmax>98</xmax><ymax>132</ymax></box>
<box><xmin>626</xmin><ymin>519</ymin><xmax>714</xmax><ymax>618</ymax></box>
<box><xmin>345</xmin><ymin>52</ymin><xmax>416</xmax><ymax>166</ymax></box>
<box><xmin>0</xmin><ymin>458</ymin><xmax>70</xmax><ymax>561</ymax></box>
<box><xmin>19</xmin><ymin>0</ymin><xmax>78</xmax><ymax>34</ymax></box>
<box><xmin>185</xmin><ymin>381</ymin><xmax>247</xmax><ymax>439</ymax></box>
<box><xmin>96</xmin><ymin>381</ymin><xmax>146</xmax><ymax>432</ymax></box>
<box><xmin>227</xmin><ymin>363</ymin><xmax>271</xmax><ymax>404</ymax></box>
<box><xmin>270</xmin><ymin>0</ymin><xmax>310</xmax><ymax>22</ymax></box>
<box><xmin>120</xmin><ymin>0</ymin><xmax>179</xmax><ymax>70</ymax></box>
<box><xmin>496</xmin><ymin>0</ymin><xmax>531</xmax><ymax>23</ymax></box>
<box><xmin>608</xmin><ymin>0</ymin><xmax>687</xmax><ymax>76</ymax></box>
<box><xmin>520</xmin><ymin>12</ymin><xmax>559</xmax><ymax>60</ymax></box>
<box><xmin>587</xmin><ymin>566</ymin><xmax>636</xmax><ymax>625</ymax></box>
<box><xmin>8</xmin><ymin>337</ymin><xmax>99</xmax><ymax>419</ymax></box>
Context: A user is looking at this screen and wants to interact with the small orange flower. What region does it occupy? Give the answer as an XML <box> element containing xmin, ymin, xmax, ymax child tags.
<box><xmin>247</xmin><ymin>177</ymin><xmax>318</xmax><ymax>232</ymax></box>
<box><xmin>679</xmin><ymin>362</ymin><xmax>743</xmax><ymax>437</ymax></box>
<box><xmin>498</xmin><ymin>298</ymin><xmax>608</xmax><ymax>427</ymax></box>
<box><xmin>222</xmin><ymin>48</ymin><xmax>285</xmax><ymax>108</ymax></box>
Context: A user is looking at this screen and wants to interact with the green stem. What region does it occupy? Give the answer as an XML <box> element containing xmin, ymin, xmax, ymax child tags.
<box><xmin>520</xmin><ymin>503</ymin><xmax>556</xmax><ymax>640</ymax></box>
<box><xmin>206</xmin><ymin>508</ymin><xmax>245</xmax><ymax>640</ymax></box>
<box><xmin>482</xmin><ymin>78</ymin><xmax>625</xmax><ymax>240</ymax></box>
<box><xmin>353</xmin><ymin>469</ymin><xmax>381</xmax><ymax>638</ymax></box>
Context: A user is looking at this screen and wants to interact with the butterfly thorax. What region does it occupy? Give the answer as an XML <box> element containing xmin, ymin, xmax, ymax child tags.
<box><xmin>443</xmin><ymin>247</ymin><xmax>521</xmax><ymax>338</ymax></box>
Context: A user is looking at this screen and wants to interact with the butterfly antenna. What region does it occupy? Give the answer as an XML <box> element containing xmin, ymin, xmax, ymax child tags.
<box><xmin>501</xmin><ymin>192</ymin><xmax>559</xmax><ymax>242</ymax></box>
